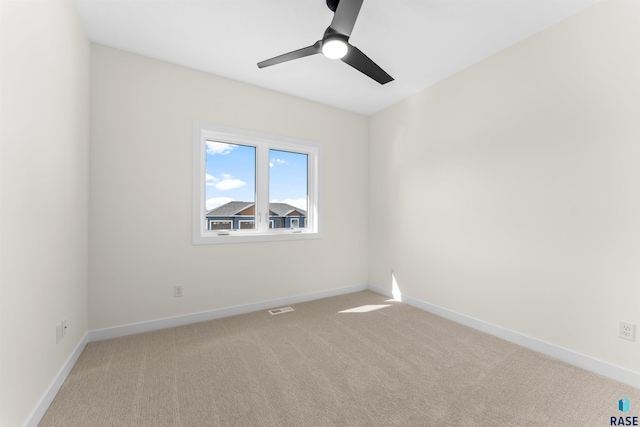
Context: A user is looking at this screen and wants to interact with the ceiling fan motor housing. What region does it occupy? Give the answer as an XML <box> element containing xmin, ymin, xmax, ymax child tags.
<box><xmin>326</xmin><ymin>0</ymin><xmax>340</xmax><ymax>12</ymax></box>
<box><xmin>323</xmin><ymin>26</ymin><xmax>348</xmax><ymax>43</ymax></box>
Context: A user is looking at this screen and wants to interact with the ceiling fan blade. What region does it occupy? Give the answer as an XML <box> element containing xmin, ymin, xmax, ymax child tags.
<box><xmin>257</xmin><ymin>41</ymin><xmax>322</xmax><ymax>68</ymax></box>
<box><xmin>341</xmin><ymin>44</ymin><xmax>393</xmax><ymax>85</ymax></box>
<box><xmin>329</xmin><ymin>0</ymin><xmax>364</xmax><ymax>37</ymax></box>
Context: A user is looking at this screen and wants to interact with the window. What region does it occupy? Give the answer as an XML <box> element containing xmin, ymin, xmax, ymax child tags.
<box><xmin>193</xmin><ymin>122</ymin><xmax>321</xmax><ymax>244</ymax></box>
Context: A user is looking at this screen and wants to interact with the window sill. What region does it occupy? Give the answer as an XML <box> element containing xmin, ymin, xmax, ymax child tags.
<box><xmin>192</xmin><ymin>230</ymin><xmax>321</xmax><ymax>245</ymax></box>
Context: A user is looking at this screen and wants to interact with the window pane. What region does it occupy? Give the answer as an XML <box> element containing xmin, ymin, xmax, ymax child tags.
<box><xmin>269</xmin><ymin>149</ymin><xmax>308</xmax><ymax>229</ymax></box>
<box><xmin>205</xmin><ymin>141</ymin><xmax>255</xmax><ymax>230</ymax></box>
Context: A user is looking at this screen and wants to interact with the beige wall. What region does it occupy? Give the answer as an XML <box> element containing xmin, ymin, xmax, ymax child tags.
<box><xmin>369</xmin><ymin>0</ymin><xmax>640</xmax><ymax>373</ymax></box>
<box><xmin>89</xmin><ymin>45</ymin><xmax>369</xmax><ymax>330</ymax></box>
<box><xmin>0</xmin><ymin>0</ymin><xmax>90</xmax><ymax>425</ymax></box>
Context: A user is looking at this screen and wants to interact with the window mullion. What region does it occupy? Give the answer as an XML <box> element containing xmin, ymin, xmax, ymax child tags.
<box><xmin>255</xmin><ymin>145</ymin><xmax>270</xmax><ymax>232</ymax></box>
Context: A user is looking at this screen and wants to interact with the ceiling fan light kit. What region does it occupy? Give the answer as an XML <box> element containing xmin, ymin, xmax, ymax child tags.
<box><xmin>257</xmin><ymin>0</ymin><xmax>394</xmax><ymax>85</ymax></box>
<box><xmin>322</xmin><ymin>38</ymin><xmax>348</xmax><ymax>59</ymax></box>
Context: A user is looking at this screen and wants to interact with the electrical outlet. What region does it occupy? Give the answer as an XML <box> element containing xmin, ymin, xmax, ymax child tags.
<box><xmin>619</xmin><ymin>321</ymin><xmax>636</xmax><ymax>341</ymax></box>
<box><xmin>174</xmin><ymin>285</ymin><xmax>183</xmax><ymax>298</ymax></box>
<box><xmin>56</xmin><ymin>319</ymin><xmax>68</xmax><ymax>344</ymax></box>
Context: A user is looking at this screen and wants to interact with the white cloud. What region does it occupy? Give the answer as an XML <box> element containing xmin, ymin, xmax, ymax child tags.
<box><xmin>205</xmin><ymin>173</ymin><xmax>219</xmax><ymax>186</ymax></box>
<box><xmin>206</xmin><ymin>173</ymin><xmax>247</xmax><ymax>191</ymax></box>
<box><xmin>215</xmin><ymin>173</ymin><xmax>246</xmax><ymax>191</ymax></box>
<box><xmin>270</xmin><ymin>197</ymin><xmax>307</xmax><ymax>211</ymax></box>
<box><xmin>206</xmin><ymin>197</ymin><xmax>234</xmax><ymax>210</ymax></box>
<box><xmin>206</xmin><ymin>141</ymin><xmax>236</xmax><ymax>155</ymax></box>
<box><xmin>269</xmin><ymin>158</ymin><xmax>286</xmax><ymax>168</ymax></box>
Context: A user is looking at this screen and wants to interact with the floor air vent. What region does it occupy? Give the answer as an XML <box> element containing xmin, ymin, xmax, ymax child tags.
<box><xmin>268</xmin><ymin>307</ymin><xmax>294</xmax><ymax>315</ymax></box>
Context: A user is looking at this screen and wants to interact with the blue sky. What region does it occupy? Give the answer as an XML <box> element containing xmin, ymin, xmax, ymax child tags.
<box><xmin>205</xmin><ymin>141</ymin><xmax>308</xmax><ymax>212</ymax></box>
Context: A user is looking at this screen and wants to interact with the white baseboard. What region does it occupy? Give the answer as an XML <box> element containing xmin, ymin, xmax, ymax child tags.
<box><xmin>88</xmin><ymin>284</ymin><xmax>369</xmax><ymax>342</ymax></box>
<box><xmin>23</xmin><ymin>332</ymin><xmax>89</xmax><ymax>427</ymax></box>
<box><xmin>368</xmin><ymin>284</ymin><xmax>640</xmax><ymax>389</ymax></box>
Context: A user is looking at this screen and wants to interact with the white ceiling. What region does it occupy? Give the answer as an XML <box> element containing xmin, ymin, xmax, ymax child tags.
<box><xmin>74</xmin><ymin>0</ymin><xmax>601</xmax><ymax>116</ymax></box>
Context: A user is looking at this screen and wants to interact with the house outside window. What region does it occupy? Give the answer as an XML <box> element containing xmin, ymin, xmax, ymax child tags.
<box><xmin>208</xmin><ymin>220</ymin><xmax>232</xmax><ymax>230</ymax></box>
<box><xmin>206</xmin><ymin>202</ymin><xmax>306</xmax><ymax>231</ymax></box>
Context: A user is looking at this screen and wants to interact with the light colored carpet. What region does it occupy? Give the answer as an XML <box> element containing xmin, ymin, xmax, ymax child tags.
<box><xmin>40</xmin><ymin>291</ymin><xmax>639</xmax><ymax>426</ymax></box>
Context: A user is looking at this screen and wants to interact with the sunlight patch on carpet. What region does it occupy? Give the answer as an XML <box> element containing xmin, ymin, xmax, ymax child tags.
<box><xmin>339</xmin><ymin>304</ymin><xmax>391</xmax><ymax>313</ymax></box>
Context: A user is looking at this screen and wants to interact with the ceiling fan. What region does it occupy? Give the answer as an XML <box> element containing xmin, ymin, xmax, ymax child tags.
<box><xmin>257</xmin><ymin>0</ymin><xmax>394</xmax><ymax>85</ymax></box>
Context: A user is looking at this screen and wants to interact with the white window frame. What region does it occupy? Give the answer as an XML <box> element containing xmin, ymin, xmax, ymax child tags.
<box><xmin>193</xmin><ymin>122</ymin><xmax>321</xmax><ymax>245</ymax></box>
<box><xmin>290</xmin><ymin>218</ymin><xmax>300</xmax><ymax>229</ymax></box>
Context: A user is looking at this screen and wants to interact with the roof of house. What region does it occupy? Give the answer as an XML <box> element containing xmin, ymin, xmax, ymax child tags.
<box><xmin>268</xmin><ymin>203</ymin><xmax>307</xmax><ymax>218</ymax></box>
<box><xmin>206</xmin><ymin>201</ymin><xmax>306</xmax><ymax>217</ymax></box>
<box><xmin>205</xmin><ymin>201</ymin><xmax>253</xmax><ymax>217</ymax></box>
